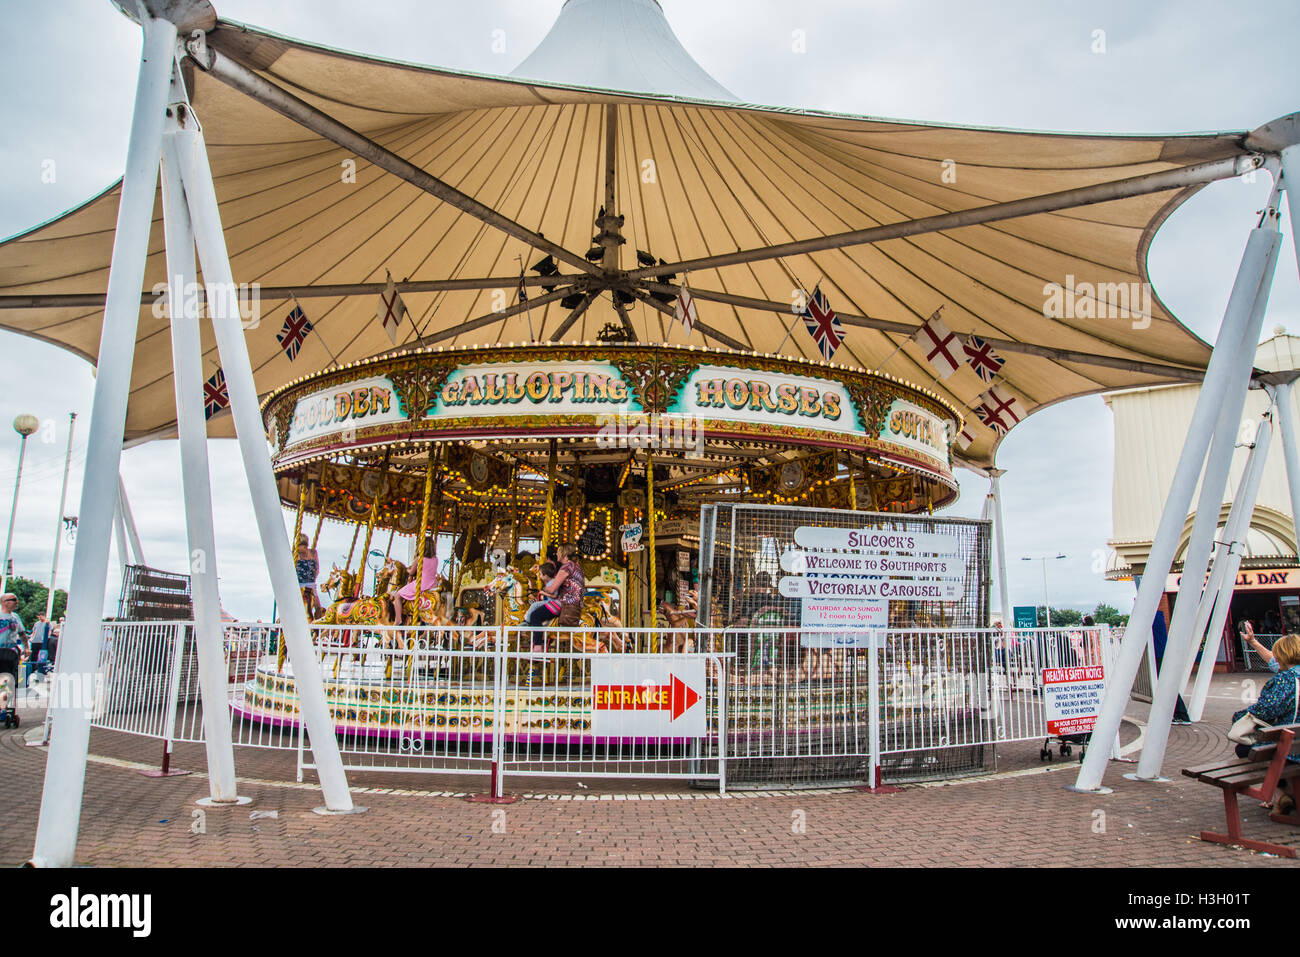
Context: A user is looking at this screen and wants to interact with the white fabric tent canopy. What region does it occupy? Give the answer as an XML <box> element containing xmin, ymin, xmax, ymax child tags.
<box><xmin>0</xmin><ymin>0</ymin><xmax>1254</xmax><ymax>467</ymax></box>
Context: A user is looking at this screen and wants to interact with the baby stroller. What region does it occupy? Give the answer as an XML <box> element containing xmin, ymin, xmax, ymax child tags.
<box><xmin>0</xmin><ymin>646</ymin><xmax>19</xmax><ymax>729</ymax></box>
<box><xmin>1039</xmin><ymin>731</ymin><xmax>1090</xmax><ymax>762</ymax></box>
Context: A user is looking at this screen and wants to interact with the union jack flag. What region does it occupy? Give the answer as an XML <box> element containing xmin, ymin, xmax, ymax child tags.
<box><xmin>954</xmin><ymin>424</ymin><xmax>976</xmax><ymax>452</ymax></box>
<box><xmin>276</xmin><ymin>305</ymin><xmax>314</xmax><ymax>361</ymax></box>
<box><xmin>962</xmin><ymin>335</ymin><xmax>1005</xmax><ymax>383</ymax></box>
<box><xmin>675</xmin><ymin>286</ymin><xmax>698</xmax><ymax>332</ymax></box>
<box><xmin>204</xmin><ymin>368</ymin><xmax>230</xmax><ymax>421</ymax></box>
<box><xmin>974</xmin><ymin>385</ymin><xmax>1025</xmax><ymax>436</ymax></box>
<box><xmin>799</xmin><ymin>284</ymin><xmax>846</xmax><ymax>360</ymax></box>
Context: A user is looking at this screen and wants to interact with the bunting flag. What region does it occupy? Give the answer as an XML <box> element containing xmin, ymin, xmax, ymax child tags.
<box><xmin>376</xmin><ymin>274</ymin><xmax>407</xmax><ymax>345</ymax></box>
<box><xmin>974</xmin><ymin>385</ymin><xmax>1025</xmax><ymax>436</ymax></box>
<box><xmin>799</xmin><ymin>284</ymin><xmax>846</xmax><ymax>360</ymax></box>
<box><xmin>962</xmin><ymin>334</ymin><xmax>1005</xmax><ymax>383</ymax></box>
<box><xmin>916</xmin><ymin>312</ymin><xmax>962</xmax><ymax>379</ymax></box>
<box><xmin>203</xmin><ymin>368</ymin><xmax>230</xmax><ymax>420</ymax></box>
<box><xmin>674</xmin><ymin>285</ymin><xmax>698</xmax><ymax>332</ymax></box>
<box><xmin>276</xmin><ymin>304</ymin><xmax>314</xmax><ymax>361</ymax></box>
<box><xmin>954</xmin><ymin>425</ymin><xmax>976</xmax><ymax>452</ymax></box>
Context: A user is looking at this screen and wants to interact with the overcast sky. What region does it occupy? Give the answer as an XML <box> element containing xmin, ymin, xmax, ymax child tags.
<box><xmin>0</xmin><ymin>0</ymin><xmax>1297</xmax><ymax>620</ymax></box>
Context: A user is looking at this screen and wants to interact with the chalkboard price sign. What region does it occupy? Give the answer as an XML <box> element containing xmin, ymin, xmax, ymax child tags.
<box><xmin>579</xmin><ymin>520</ymin><xmax>607</xmax><ymax>556</ymax></box>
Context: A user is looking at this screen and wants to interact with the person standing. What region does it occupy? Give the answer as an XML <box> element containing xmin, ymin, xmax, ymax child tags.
<box><xmin>1151</xmin><ymin>609</ymin><xmax>1192</xmax><ymax>724</ymax></box>
<box><xmin>26</xmin><ymin>613</ymin><xmax>50</xmax><ymax>685</ymax></box>
<box><xmin>0</xmin><ymin>594</ymin><xmax>27</xmax><ymax>694</ymax></box>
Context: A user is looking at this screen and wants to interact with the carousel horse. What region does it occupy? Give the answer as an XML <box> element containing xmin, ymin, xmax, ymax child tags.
<box><xmin>314</xmin><ymin>564</ymin><xmax>389</xmax><ymax>626</ymax></box>
<box><xmin>395</xmin><ymin>574</ymin><xmax>456</xmax><ymax>628</ymax></box>
<box><xmin>374</xmin><ymin>557</ymin><xmax>410</xmax><ymax>597</ymax></box>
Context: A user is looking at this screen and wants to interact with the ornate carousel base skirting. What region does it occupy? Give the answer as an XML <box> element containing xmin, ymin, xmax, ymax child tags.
<box><xmin>232</xmin><ymin>662</ymin><xmax>980</xmax><ymax>746</ymax></box>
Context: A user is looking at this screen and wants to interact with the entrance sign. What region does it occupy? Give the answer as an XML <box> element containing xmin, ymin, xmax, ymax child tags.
<box><xmin>793</xmin><ymin>526</ymin><xmax>961</xmax><ymax>554</ymax></box>
<box><xmin>590</xmin><ymin>657</ymin><xmax>705</xmax><ymax>737</ymax></box>
<box><xmin>780</xmin><ymin>575</ymin><xmax>963</xmax><ymax>601</ymax></box>
<box><xmin>1042</xmin><ymin>665</ymin><xmax>1105</xmax><ymax>736</ymax></box>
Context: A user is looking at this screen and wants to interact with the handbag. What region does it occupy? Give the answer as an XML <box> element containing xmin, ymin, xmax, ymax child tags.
<box><xmin>1227</xmin><ymin>675</ymin><xmax>1300</xmax><ymax>745</ymax></box>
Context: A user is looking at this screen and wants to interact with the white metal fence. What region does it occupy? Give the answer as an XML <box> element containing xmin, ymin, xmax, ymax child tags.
<box><xmin>76</xmin><ymin>621</ymin><xmax>1120</xmax><ymax>791</ymax></box>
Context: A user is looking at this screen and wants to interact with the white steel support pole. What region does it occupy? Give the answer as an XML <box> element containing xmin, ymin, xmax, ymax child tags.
<box><xmin>29</xmin><ymin>14</ymin><xmax>178</xmax><ymax>868</ymax></box>
<box><xmin>44</xmin><ymin>413</ymin><xmax>77</xmax><ymax>621</ymax></box>
<box><xmin>1137</xmin><ymin>197</ymin><xmax>1282</xmax><ymax>782</ymax></box>
<box><xmin>170</xmin><ymin>113</ymin><xmax>355</xmax><ymax>812</ymax></box>
<box><xmin>160</xmin><ymin>106</ymin><xmax>239</xmax><ymax>802</ymax></box>
<box><xmin>1178</xmin><ymin>402</ymin><xmax>1277</xmax><ymax>696</ymax></box>
<box><xmin>1283</xmin><ymin>146</ymin><xmax>1300</xmax><ymax>281</ymax></box>
<box><xmin>117</xmin><ymin>473</ymin><xmax>146</xmax><ymax>566</ymax></box>
<box><xmin>1275</xmin><ymin>380</ymin><xmax>1300</xmax><ymax>552</ymax></box>
<box><xmin>113</xmin><ymin>492</ymin><xmax>130</xmax><ymax>578</ymax></box>
<box><xmin>1188</xmin><ymin>413</ymin><xmax>1273</xmax><ymax>721</ymax></box>
<box><xmin>988</xmin><ymin>469</ymin><xmax>1011</xmax><ymax>627</ymax></box>
<box><xmin>1074</xmin><ymin>213</ymin><xmax>1282</xmax><ymax>793</ymax></box>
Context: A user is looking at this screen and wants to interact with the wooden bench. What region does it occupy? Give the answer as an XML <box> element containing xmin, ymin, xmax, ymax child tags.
<box><xmin>1182</xmin><ymin>723</ymin><xmax>1300</xmax><ymax>857</ymax></box>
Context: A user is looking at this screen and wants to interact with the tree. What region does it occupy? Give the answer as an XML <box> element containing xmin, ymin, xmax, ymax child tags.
<box><xmin>5</xmin><ymin>577</ymin><xmax>67</xmax><ymax>629</ymax></box>
<box><xmin>1036</xmin><ymin>605</ymin><xmax>1082</xmax><ymax>627</ymax></box>
<box><xmin>1091</xmin><ymin>602</ymin><xmax>1129</xmax><ymax>627</ymax></box>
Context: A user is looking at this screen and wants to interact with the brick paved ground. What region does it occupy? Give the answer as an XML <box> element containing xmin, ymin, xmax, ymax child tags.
<box><xmin>2</xmin><ymin>672</ymin><xmax>1296</xmax><ymax>867</ymax></box>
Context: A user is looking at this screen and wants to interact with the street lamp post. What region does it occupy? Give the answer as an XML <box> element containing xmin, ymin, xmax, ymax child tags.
<box><xmin>1022</xmin><ymin>553</ymin><xmax>1067</xmax><ymax>627</ymax></box>
<box><xmin>45</xmin><ymin>413</ymin><xmax>77</xmax><ymax>620</ymax></box>
<box><xmin>1</xmin><ymin>414</ymin><xmax>40</xmax><ymax>594</ymax></box>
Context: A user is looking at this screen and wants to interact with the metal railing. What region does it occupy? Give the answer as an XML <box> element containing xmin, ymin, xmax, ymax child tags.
<box><xmin>77</xmin><ymin>621</ymin><xmax>1120</xmax><ymax>791</ymax></box>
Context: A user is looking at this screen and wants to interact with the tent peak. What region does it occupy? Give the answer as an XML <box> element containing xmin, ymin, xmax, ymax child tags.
<box><xmin>511</xmin><ymin>0</ymin><xmax>738</xmax><ymax>102</ymax></box>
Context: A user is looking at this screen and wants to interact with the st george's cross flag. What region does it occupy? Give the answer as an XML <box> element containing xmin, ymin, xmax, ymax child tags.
<box><xmin>962</xmin><ymin>334</ymin><xmax>1005</xmax><ymax>383</ymax></box>
<box><xmin>376</xmin><ymin>274</ymin><xmax>408</xmax><ymax>345</ymax></box>
<box><xmin>799</xmin><ymin>284</ymin><xmax>846</xmax><ymax>360</ymax></box>
<box><xmin>974</xmin><ymin>384</ymin><xmax>1025</xmax><ymax>436</ymax></box>
<box><xmin>204</xmin><ymin>368</ymin><xmax>230</xmax><ymax>420</ymax></box>
<box><xmin>276</xmin><ymin>305</ymin><xmax>314</xmax><ymax>361</ymax></box>
<box><xmin>674</xmin><ymin>286</ymin><xmax>698</xmax><ymax>332</ymax></box>
<box><xmin>916</xmin><ymin>311</ymin><xmax>962</xmax><ymax>379</ymax></box>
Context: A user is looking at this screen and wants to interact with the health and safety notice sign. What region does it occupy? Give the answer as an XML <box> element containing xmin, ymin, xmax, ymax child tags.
<box><xmin>1042</xmin><ymin>665</ymin><xmax>1105</xmax><ymax>736</ymax></box>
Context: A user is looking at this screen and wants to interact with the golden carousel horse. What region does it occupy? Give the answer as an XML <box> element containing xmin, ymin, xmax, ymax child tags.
<box><xmin>314</xmin><ymin>564</ymin><xmax>389</xmax><ymax>626</ymax></box>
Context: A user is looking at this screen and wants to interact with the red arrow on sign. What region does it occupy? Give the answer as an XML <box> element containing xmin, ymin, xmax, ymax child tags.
<box><xmin>593</xmin><ymin>675</ymin><xmax>701</xmax><ymax>720</ymax></box>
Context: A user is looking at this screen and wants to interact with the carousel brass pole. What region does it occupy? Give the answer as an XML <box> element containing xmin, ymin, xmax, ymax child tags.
<box><xmin>509</xmin><ymin>471</ymin><xmax>520</xmax><ymax>557</ymax></box>
<box><xmin>291</xmin><ymin>473</ymin><xmax>307</xmax><ymax>555</ymax></box>
<box><xmin>384</xmin><ymin>526</ymin><xmax>396</xmax><ymax>559</ymax></box>
<box><xmin>345</xmin><ymin>520</ymin><xmax>361</xmax><ymax>568</ymax></box>
<box><xmin>847</xmin><ymin>452</ymin><xmax>857</xmax><ymax>510</ymax></box>
<box><xmin>647</xmin><ymin>452</ymin><xmax>656</xmax><ymax>626</ymax></box>
<box><xmin>540</xmin><ymin>439</ymin><xmax>558</xmax><ymax>560</ymax></box>
<box><xmin>455</xmin><ymin>513</ymin><xmax>475</xmax><ymax>607</ymax></box>
<box><xmin>416</xmin><ymin>446</ymin><xmax>437</xmax><ymax>568</ymax></box>
<box><xmin>356</xmin><ymin>454</ymin><xmax>389</xmax><ymax>599</ymax></box>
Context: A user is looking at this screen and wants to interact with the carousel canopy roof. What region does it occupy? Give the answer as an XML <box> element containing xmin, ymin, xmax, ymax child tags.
<box><xmin>0</xmin><ymin>0</ymin><xmax>1259</xmax><ymax>468</ymax></box>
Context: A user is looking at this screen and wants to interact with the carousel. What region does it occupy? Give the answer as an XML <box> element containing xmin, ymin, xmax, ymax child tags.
<box><xmin>231</xmin><ymin>338</ymin><xmax>963</xmax><ymax>741</ymax></box>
